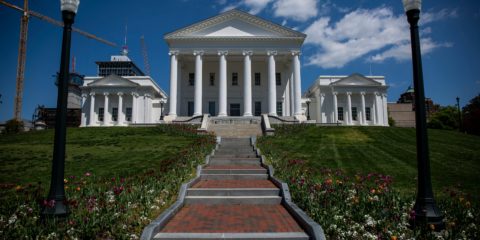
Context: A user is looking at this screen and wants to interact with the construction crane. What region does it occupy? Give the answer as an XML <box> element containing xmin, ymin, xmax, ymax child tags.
<box><xmin>0</xmin><ymin>0</ymin><xmax>117</xmax><ymax>120</ymax></box>
<box><xmin>140</xmin><ymin>35</ymin><xmax>151</xmax><ymax>76</ymax></box>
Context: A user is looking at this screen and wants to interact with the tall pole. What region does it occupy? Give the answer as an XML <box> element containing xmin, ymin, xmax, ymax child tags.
<box><xmin>406</xmin><ymin>8</ymin><xmax>444</xmax><ymax>229</ymax></box>
<box><xmin>41</xmin><ymin>9</ymin><xmax>76</xmax><ymax>218</ymax></box>
<box><xmin>456</xmin><ymin>97</ymin><xmax>462</xmax><ymax>132</ymax></box>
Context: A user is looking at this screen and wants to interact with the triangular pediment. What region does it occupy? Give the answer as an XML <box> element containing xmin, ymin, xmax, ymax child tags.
<box><xmin>88</xmin><ymin>74</ymin><xmax>139</xmax><ymax>87</ymax></box>
<box><xmin>165</xmin><ymin>9</ymin><xmax>306</xmax><ymax>39</ymax></box>
<box><xmin>330</xmin><ymin>73</ymin><xmax>382</xmax><ymax>86</ymax></box>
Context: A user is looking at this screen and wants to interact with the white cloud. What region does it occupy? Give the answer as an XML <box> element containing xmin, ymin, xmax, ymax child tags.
<box><xmin>273</xmin><ymin>0</ymin><xmax>318</xmax><ymax>22</ymax></box>
<box><xmin>421</xmin><ymin>8</ymin><xmax>458</xmax><ymax>24</ymax></box>
<box><xmin>243</xmin><ymin>0</ymin><xmax>273</xmax><ymax>14</ymax></box>
<box><xmin>304</xmin><ymin>7</ymin><xmax>454</xmax><ymax>68</ymax></box>
<box><xmin>221</xmin><ymin>4</ymin><xmax>239</xmax><ymax>13</ymax></box>
<box><xmin>370</xmin><ymin>38</ymin><xmax>453</xmax><ymax>62</ymax></box>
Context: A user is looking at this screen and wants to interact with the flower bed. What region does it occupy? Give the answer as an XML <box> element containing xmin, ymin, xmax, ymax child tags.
<box><xmin>0</xmin><ymin>125</ymin><xmax>215</xmax><ymax>239</ymax></box>
<box><xmin>258</xmin><ymin>125</ymin><xmax>479</xmax><ymax>239</ymax></box>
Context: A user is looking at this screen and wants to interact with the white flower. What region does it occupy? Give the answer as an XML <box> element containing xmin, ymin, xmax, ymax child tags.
<box><xmin>150</xmin><ymin>205</ymin><xmax>160</xmax><ymax>210</ymax></box>
<box><xmin>8</xmin><ymin>214</ymin><xmax>17</xmax><ymax>225</ymax></box>
<box><xmin>129</xmin><ymin>233</ymin><xmax>138</xmax><ymax>239</ymax></box>
<box><xmin>147</xmin><ymin>189</ymin><xmax>155</xmax><ymax>194</ymax></box>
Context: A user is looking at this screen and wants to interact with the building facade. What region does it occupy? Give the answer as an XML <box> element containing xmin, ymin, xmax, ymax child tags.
<box><xmin>80</xmin><ymin>54</ymin><xmax>167</xmax><ymax>127</ymax></box>
<box><xmin>305</xmin><ymin>74</ymin><xmax>389</xmax><ymax>126</ymax></box>
<box><xmin>164</xmin><ymin>9</ymin><xmax>306</xmax><ymax>120</ymax></box>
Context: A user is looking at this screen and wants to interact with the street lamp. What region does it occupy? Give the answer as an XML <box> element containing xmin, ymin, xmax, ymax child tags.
<box><xmin>41</xmin><ymin>0</ymin><xmax>80</xmax><ymax>218</ymax></box>
<box><xmin>456</xmin><ymin>97</ymin><xmax>462</xmax><ymax>131</ymax></box>
<box><xmin>402</xmin><ymin>0</ymin><xmax>444</xmax><ymax>229</ymax></box>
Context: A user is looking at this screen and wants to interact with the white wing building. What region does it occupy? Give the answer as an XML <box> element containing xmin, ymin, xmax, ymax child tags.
<box><xmin>305</xmin><ymin>74</ymin><xmax>389</xmax><ymax>126</ymax></box>
<box><xmin>164</xmin><ymin>9</ymin><xmax>306</xmax><ymax>120</ymax></box>
<box><xmin>80</xmin><ymin>53</ymin><xmax>168</xmax><ymax>127</ymax></box>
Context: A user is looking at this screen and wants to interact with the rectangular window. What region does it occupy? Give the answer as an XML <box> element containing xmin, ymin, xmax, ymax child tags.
<box><xmin>276</xmin><ymin>101</ymin><xmax>283</xmax><ymax>116</ymax></box>
<box><xmin>276</xmin><ymin>73</ymin><xmax>281</xmax><ymax>86</ymax></box>
<box><xmin>338</xmin><ymin>107</ymin><xmax>344</xmax><ymax>121</ymax></box>
<box><xmin>98</xmin><ymin>107</ymin><xmax>104</xmax><ymax>121</ymax></box>
<box><xmin>230</xmin><ymin>103</ymin><xmax>241</xmax><ymax>116</ymax></box>
<box><xmin>254</xmin><ymin>101</ymin><xmax>262</xmax><ymax>116</ymax></box>
<box><xmin>209</xmin><ymin>73</ymin><xmax>215</xmax><ymax>86</ymax></box>
<box><xmin>232</xmin><ymin>72</ymin><xmax>238</xmax><ymax>86</ymax></box>
<box><xmin>366</xmin><ymin>107</ymin><xmax>371</xmax><ymax>121</ymax></box>
<box><xmin>209</xmin><ymin>101</ymin><xmax>216</xmax><ymax>116</ymax></box>
<box><xmin>112</xmin><ymin>107</ymin><xmax>118</xmax><ymax>121</ymax></box>
<box><xmin>189</xmin><ymin>73</ymin><xmax>195</xmax><ymax>86</ymax></box>
<box><xmin>255</xmin><ymin>73</ymin><xmax>261</xmax><ymax>86</ymax></box>
<box><xmin>187</xmin><ymin>101</ymin><xmax>194</xmax><ymax>116</ymax></box>
<box><xmin>352</xmin><ymin>107</ymin><xmax>358</xmax><ymax>121</ymax></box>
<box><xmin>126</xmin><ymin>108</ymin><xmax>132</xmax><ymax>121</ymax></box>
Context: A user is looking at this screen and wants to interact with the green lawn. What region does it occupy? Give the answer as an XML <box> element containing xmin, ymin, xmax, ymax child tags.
<box><xmin>258</xmin><ymin>125</ymin><xmax>480</xmax><ymax>197</ymax></box>
<box><xmin>0</xmin><ymin>126</ymin><xmax>197</xmax><ymax>185</ymax></box>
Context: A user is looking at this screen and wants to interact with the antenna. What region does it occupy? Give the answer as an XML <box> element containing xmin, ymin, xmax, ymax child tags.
<box><xmin>71</xmin><ymin>55</ymin><xmax>76</xmax><ymax>73</ymax></box>
<box><xmin>122</xmin><ymin>24</ymin><xmax>128</xmax><ymax>56</ymax></box>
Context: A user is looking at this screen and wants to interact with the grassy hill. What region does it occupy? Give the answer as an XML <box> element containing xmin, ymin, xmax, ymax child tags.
<box><xmin>258</xmin><ymin>125</ymin><xmax>480</xmax><ymax>197</ymax></box>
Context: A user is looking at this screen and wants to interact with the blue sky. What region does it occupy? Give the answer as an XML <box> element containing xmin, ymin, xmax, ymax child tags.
<box><xmin>1</xmin><ymin>0</ymin><xmax>479</xmax><ymax>121</ymax></box>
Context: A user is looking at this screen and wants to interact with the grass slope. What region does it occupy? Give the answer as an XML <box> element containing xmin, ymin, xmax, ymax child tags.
<box><xmin>259</xmin><ymin>125</ymin><xmax>480</xmax><ymax>197</ymax></box>
<box><xmin>0</xmin><ymin>127</ymin><xmax>195</xmax><ymax>185</ymax></box>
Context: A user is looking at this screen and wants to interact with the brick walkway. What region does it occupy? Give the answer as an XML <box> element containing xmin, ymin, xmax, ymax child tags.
<box><xmin>155</xmin><ymin>137</ymin><xmax>308</xmax><ymax>239</ymax></box>
<box><xmin>161</xmin><ymin>205</ymin><xmax>303</xmax><ymax>233</ymax></box>
<box><xmin>192</xmin><ymin>179</ymin><xmax>277</xmax><ymax>188</ymax></box>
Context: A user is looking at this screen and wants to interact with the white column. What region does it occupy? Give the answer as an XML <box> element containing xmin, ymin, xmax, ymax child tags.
<box><xmin>168</xmin><ymin>51</ymin><xmax>178</xmax><ymax>117</ymax></box>
<box><xmin>292</xmin><ymin>51</ymin><xmax>302</xmax><ymax>116</ymax></box>
<box><xmin>383</xmin><ymin>93</ymin><xmax>389</xmax><ymax>126</ymax></box>
<box><xmin>319</xmin><ymin>93</ymin><xmax>325</xmax><ymax>123</ymax></box>
<box><xmin>89</xmin><ymin>93</ymin><xmax>95</xmax><ymax>126</ymax></box>
<box><xmin>131</xmin><ymin>92</ymin><xmax>138</xmax><ymax>123</ymax></box>
<box><xmin>289</xmin><ymin>69</ymin><xmax>295</xmax><ymax>116</ymax></box>
<box><xmin>218</xmin><ymin>51</ymin><xmax>228</xmax><ymax>116</ymax></box>
<box><xmin>118</xmin><ymin>92</ymin><xmax>124</xmax><ymax>125</ymax></box>
<box><xmin>361</xmin><ymin>92</ymin><xmax>366</xmax><ymax>125</ymax></box>
<box><xmin>243</xmin><ymin>50</ymin><xmax>253</xmax><ymax>116</ymax></box>
<box><xmin>315</xmin><ymin>92</ymin><xmax>321</xmax><ymax>122</ymax></box>
<box><xmin>144</xmin><ymin>93</ymin><xmax>151</xmax><ymax>123</ymax></box>
<box><xmin>267</xmin><ymin>51</ymin><xmax>277</xmax><ymax>116</ymax></box>
<box><xmin>346</xmin><ymin>92</ymin><xmax>352</xmax><ymax>125</ymax></box>
<box><xmin>375</xmin><ymin>92</ymin><xmax>381</xmax><ymax>125</ymax></box>
<box><xmin>104</xmin><ymin>92</ymin><xmax>110</xmax><ymax>126</ymax></box>
<box><xmin>80</xmin><ymin>94</ymin><xmax>87</xmax><ymax>127</ymax></box>
<box><xmin>193</xmin><ymin>50</ymin><xmax>203</xmax><ymax>116</ymax></box>
<box><xmin>333</xmin><ymin>92</ymin><xmax>338</xmax><ymax>123</ymax></box>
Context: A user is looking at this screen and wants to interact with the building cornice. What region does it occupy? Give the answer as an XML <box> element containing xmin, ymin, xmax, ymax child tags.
<box><xmin>164</xmin><ymin>9</ymin><xmax>306</xmax><ymax>40</ymax></box>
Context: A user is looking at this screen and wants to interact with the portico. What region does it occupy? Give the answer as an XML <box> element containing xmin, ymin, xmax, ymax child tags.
<box><xmin>164</xmin><ymin>9</ymin><xmax>306</xmax><ymax>119</ymax></box>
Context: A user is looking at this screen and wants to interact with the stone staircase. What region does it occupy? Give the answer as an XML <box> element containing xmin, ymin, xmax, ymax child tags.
<box><xmin>151</xmin><ymin>138</ymin><xmax>310</xmax><ymax>240</ymax></box>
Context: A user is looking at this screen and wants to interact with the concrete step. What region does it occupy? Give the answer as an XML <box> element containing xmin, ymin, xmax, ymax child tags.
<box><xmin>209</xmin><ymin>158</ymin><xmax>261</xmax><ymax>166</ymax></box>
<box><xmin>201</xmin><ymin>174</ymin><xmax>268</xmax><ymax>180</ymax></box>
<box><xmin>187</xmin><ymin>188</ymin><xmax>279</xmax><ymax>196</ymax></box>
<box><xmin>202</xmin><ymin>168</ymin><xmax>266</xmax><ymax>174</ymax></box>
<box><xmin>154</xmin><ymin>232</ymin><xmax>309</xmax><ymax>239</ymax></box>
<box><xmin>213</xmin><ymin>154</ymin><xmax>258</xmax><ymax>158</ymax></box>
<box><xmin>184</xmin><ymin>196</ymin><xmax>282</xmax><ymax>205</ymax></box>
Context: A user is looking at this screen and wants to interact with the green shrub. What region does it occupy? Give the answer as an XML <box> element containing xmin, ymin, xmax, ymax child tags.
<box><xmin>3</xmin><ymin>119</ymin><xmax>24</xmax><ymax>134</ymax></box>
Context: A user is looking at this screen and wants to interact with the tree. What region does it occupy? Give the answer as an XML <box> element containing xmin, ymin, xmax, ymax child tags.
<box><xmin>463</xmin><ymin>94</ymin><xmax>480</xmax><ymax>135</ymax></box>
<box><xmin>427</xmin><ymin>106</ymin><xmax>459</xmax><ymax>130</ymax></box>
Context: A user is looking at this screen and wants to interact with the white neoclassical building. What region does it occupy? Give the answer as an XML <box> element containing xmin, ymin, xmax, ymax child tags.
<box><xmin>80</xmin><ymin>54</ymin><xmax>168</xmax><ymax>126</ymax></box>
<box><xmin>164</xmin><ymin>9</ymin><xmax>306</xmax><ymax>120</ymax></box>
<box><xmin>305</xmin><ymin>74</ymin><xmax>389</xmax><ymax>126</ymax></box>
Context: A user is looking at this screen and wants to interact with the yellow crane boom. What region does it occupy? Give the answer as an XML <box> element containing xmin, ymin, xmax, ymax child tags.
<box><xmin>1</xmin><ymin>0</ymin><xmax>117</xmax><ymax>120</ymax></box>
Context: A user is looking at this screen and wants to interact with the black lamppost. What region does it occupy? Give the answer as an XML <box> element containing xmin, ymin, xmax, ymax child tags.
<box><xmin>41</xmin><ymin>0</ymin><xmax>80</xmax><ymax>218</ymax></box>
<box><xmin>403</xmin><ymin>0</ymin><xmax>444</xmax><ymax>229</ymax></box>
<box><xmin>456</xmin><ymin>97</ymin><xmax>462</xmax><ymax>131</ymax></box>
